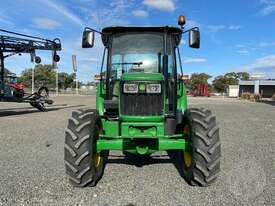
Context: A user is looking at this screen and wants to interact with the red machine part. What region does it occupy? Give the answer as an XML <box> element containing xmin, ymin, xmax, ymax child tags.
<box><xmin>193</xmin><ymin>83</ymin><xmax>209</xmax><ymax>97</ymax></box>
<box><xmin>9</xmin><ymin>83</ymin><xmax>25</xmax><ymax>91</ymax></box>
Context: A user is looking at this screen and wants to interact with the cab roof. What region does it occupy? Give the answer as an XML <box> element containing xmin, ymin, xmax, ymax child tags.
<box><xmin>102</xmin><ymin>26</ymin><xmax>182</xmax><ymax>34</ymax></box>
<box><xmin>101</xmin><ymin>26</ymin><xmax>182</xmax><ymax>46</ymax></box>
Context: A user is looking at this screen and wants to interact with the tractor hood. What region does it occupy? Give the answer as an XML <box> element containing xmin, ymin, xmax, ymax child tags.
<box><xmin>121</xmin><ymin>72</ymin><xmax>164</xmax><ymax>81</ymax></box>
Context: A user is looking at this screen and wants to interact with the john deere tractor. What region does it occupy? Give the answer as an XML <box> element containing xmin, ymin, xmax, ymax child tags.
<box><xmin>64</xmin><ymin>16</ymin><xmax>221</xmax><ymax>187</ymax></box>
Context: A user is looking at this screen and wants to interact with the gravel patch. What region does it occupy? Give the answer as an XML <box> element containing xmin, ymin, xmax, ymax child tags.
<box><xmin>0</xmin><ymin>96</ymin><xmax>274</xmax><ymax>206</ymax></box>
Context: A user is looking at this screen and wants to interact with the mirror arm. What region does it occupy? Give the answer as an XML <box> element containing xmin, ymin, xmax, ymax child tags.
<box><xmin>181</xmin><ymin>27</ymin><xmax>199</xmax><ymax>34</ymax></box>
<box><xmin>84</xmin><ymin>27</ymin><xmax>103</xmax><ymax>35</ymax></box>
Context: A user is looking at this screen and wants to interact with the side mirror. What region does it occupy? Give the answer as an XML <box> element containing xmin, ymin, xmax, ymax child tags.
<box><xmin>189</xmin><ymin>30</ymin><xmax>200</xmax><ymax>49</ymax></box>
<box><xmin>82</xmin><ymin>30</ymin><xmax>95</xmax><ymax>48</ymax></box>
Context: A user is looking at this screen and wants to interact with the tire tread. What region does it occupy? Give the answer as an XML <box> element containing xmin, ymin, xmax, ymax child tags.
<box><xmin>183</xmin><ymin>108</ymin><xmax>221</xmax><ymax>187</ymax></box>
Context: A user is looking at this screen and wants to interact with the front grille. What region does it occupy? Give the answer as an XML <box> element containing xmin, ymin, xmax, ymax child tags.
<box><xmin>120</xmin><ymin>93</ymin><xmax>163</xmax><ymax>116</ymax></box>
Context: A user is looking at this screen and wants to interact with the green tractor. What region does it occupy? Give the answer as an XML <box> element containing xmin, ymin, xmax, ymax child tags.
<box><xmin>64</xmin><ymin>16</ymin><xmax>221</xmax><ymax>187</ymax></box>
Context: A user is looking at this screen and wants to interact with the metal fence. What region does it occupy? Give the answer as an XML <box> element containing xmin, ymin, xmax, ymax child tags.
<box><xmin>24</xmin><ymin>87</ymin><xmax>96</xmax><ymax>96</ymax></box>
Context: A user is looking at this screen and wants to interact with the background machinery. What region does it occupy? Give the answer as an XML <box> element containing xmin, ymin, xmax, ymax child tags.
<box><xmin>0</xmin><ymin>29</ymin><xmax>61</xmax><ymax>111</ymax></box>
<box><xmin>193</xmin><ymin>83</ymin><xmax>210</xmax><ymax>97</ymax></box>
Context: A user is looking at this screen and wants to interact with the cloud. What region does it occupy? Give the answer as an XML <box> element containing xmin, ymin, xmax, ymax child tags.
<box><xmin>237</xmin><ymin>50</ymin><xmax>249</xmax><ymax>54</ymax></box>
<box><xmin>132</xmin><ymin>10</ymin><xmax>148</xmax><ymax>17</ymax></box>
<box><xmin>206</xmin><ymin>25</ymin><xmax>226</xmax><ymax>33</ymax></box>
<box><xmin>40</xmin><ymin>0</ymin><xmax>84</xmax><ymax>27</ymax></box>
<box><xmin>183</xmin><ymin>58</ymin><xmax>207</xmax><ymax>64</ymax></box>
<box><xmin>236</xmin><ymin>44</ymin><xmax>246</xmax><ymax>48</ymax></box>
<box><xmin>142</xmin><ymin>0</ymin><xmax>175</xmax><ymax>11</ymax></box>
<box><xmin>245</xmin><ymin>55</ymin><xmax>275</xmax><ymax>69</ymax></box>
<box><xmin>33</xmin><ymin>18</ymin><xmax>61</xmax><ymax>30</ymax></box>
<box><xmin>257</xmin><ymin>41</ymin><xmax>275</xmax><ymax>47</ymax></box>
<box><xmin>235</xmin><ymin>41</ymin><xmax>275</xmax><ymax>54</ymax></box>
<box><xmin>186</xmin><ymin>20</ymin><xmax>200</xmax><ymax>28</ymax></box>
<box><xmin>259</xmin><ymin>0</ymin><xmax>275</xmax><ymax>15</ymax></box>
<box><xmin>89</xmin><ymin>0</ymin><xmax>135</xmax><ymax>28</ymax></box>
<box><xmin>239</xmin><ymin>55</ymin><xmax>275</xmax><ymax>78</ymax></box>
<box><xmin>204</xmin><ymin>24</ymin><xmax>242</xmax><ymax>33</ymax></box>
<box><xmin>56</xmin><ymin>35</ymin><xmax>104</xmax><ymax>82</ymax></box>
<box><xmin>229</xmin><ymin>25</ymin><xmax>242</xmax><ymax>30</ymax></box>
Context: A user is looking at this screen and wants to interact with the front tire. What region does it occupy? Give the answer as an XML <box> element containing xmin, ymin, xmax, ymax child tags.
<box><xmin>64</xmin><ymin>109</ymin><xmax>105</xmax><ymax>187</ymax></box>
<box><xmin>181</xmin><ymin>108</ymin><xmax>221</xmax><ymax>186</ymax></box>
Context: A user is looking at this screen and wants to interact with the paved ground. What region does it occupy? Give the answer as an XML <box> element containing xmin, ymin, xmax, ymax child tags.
<box><xmin>0</xmin><ymin>96</ymin><xmax>274</xmax><ymax>206</ymax></box>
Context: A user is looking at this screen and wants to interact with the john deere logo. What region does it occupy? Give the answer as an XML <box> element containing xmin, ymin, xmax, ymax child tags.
<box><xmin>139</xmin><ymin>84</ymin><xmax>145</xmax><ymax>91</ymax></box>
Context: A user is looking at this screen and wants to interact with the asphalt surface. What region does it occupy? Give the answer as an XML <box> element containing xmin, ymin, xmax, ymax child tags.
<box><xmin>0</xmin><ymin>96</ymin><xmax>274</xmax><ymax>206</ymax></box>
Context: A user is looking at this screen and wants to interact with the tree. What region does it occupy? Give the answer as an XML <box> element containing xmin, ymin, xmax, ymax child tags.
<box><xmin>18</xmin><ymin>64</ymin><xmax>55</xmax><ymax>88</ymax></box>
<box><xmin>212</xmin><ymin>72</ymin><xmax>250</xmax><ymax>93</ymax></box>
<box><xmin>58</xmin><ymin>72</ymin><xmax>75</xmax><ymax>89</ymax></box>
<box><xmin>190</xmin><ymin>73</ymin><xmax>212</xmax><ymax>85</ymax></box>
<box><xmin>17</xmin><ymin>64</ymin><xmax>78</xmax><ymax>90</ymax></box>
<box><xmin>224</xmin><ymin>72</ymin><xmax>239</xmax><ymax>85</ymax></box>
<box><xmin>183</xmin><ymin>73</ymin><xmax>212</xmax><ymax>89</ymax></box>
<box><xmin>236</xmin><ymin>72</ymin><xmax>249</xmax><ymax>80</ymax></box>
<box><xmin>212</xmin><ymin>75</ymin><xmax>228</xmax><ymax>93</ymax></box>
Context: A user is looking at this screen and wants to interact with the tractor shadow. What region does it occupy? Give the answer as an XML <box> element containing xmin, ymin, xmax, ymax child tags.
<box><xmin>107</xmin><ymin>151</ymin><xmax>185</xmax><ymax>177</ymax></box>
<box><xmin>259</xmin><ymin>100</ymin><xmax>275</xmax><ymax>106</ymax></box>
<box><xmin>107</xmin><ymin>153</ymin><xmax>171</xmax><ymax>167</ymax></box>
<box><xmin>0</xmin><ymin>104</ymin><xmax>85</xmax><ymax>117</ymax></box>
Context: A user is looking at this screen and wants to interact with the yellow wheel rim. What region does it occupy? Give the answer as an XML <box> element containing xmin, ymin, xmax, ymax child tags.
<box><xmin>183</xmin><ymin>125</ymin><xmax>192</xmax><ymax>167</ymax></box>
<box><xmin>94</xmin><ymin>153</ymin><xmax>101</xmax><ymax>168</ymax></box>
<box><xmin>184</xmin><ymin>151</ymin><xmax>192</xmax><ymax>167</ymax></box>
<box><xmin>94</xmin><ymin>125</ymin><xmax>102</xmax><ymax>169</ymax></box>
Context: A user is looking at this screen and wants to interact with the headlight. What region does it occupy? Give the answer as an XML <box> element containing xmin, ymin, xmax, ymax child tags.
<box><xmin>123</xmin><ymin>83</ymin><xmax>138</xmax><ymax>93</ymax></box>
<box><xmin>146</xmin><ymin>83</ymin><xmax>161</xmax><ymax>94</ymax></box>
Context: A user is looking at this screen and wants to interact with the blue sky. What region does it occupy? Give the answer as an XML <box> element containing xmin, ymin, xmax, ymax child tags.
<box><xmin>1</xmin><ymin>0</ymin><xmax>275</xmax><ymax>82</ymax></box>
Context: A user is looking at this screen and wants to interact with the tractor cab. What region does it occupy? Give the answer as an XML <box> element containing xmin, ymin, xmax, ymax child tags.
<box><xmin>6</xmin><ymin>73</ymin><xmax>17</xmax><ymax>84</ymax></box>
<box><xmin>6</xmin><ymin>73</ymin><xmax>24</xmax><ymax>94</ymax></box>
<box><xmin>102</xmin><ymin>26</ymin><xmax>184</xmax><ymax>119</ymax></box>
<box><xmin>1</xmin><ymin>73</ymin><xmax>25</xmax><ymax>98</ymax></box>
<box><xmin>82</xmin><ymin>20</ymin><xmax>200</xmax><ymax>123</ymax></box>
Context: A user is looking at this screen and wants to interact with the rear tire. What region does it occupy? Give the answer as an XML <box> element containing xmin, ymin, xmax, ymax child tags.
<box><xmin>180</xmin><ymin>108</ymin><xmax>221</xmax><ymax>186</ymax></box>
<box><xmin>64</xmin><ymin>109</ymin><xmax>105</xmax><ymax>187</ymax></box>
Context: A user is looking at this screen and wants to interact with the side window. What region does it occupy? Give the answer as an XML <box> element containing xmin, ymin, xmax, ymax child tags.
<box><xmin>168</xmin><ymin>55</ymin><xmax>173</xmax><ymax>78</ymax></box>
<box><xmin>167</xmin><ymin>36</ymin><xmax>174</xmax><ymax>79</ymax></box>
<box><xmin>111</xmin><ymin>54</ymin><xmax>122</xmax><ymax>79</ymax></box>
<box><xmin>99</xmin><ymin>48</ymin><xmax>107</xmax><ymax>80</ymax></box>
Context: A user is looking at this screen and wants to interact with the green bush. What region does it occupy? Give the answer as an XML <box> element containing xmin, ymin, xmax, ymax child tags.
<box><xmin>249</xmin><ymin>94</ymin><xmax>261</xmax><ymax>102</ymax></box>
<box><xmin>240</xmin><ymin>92</ymin><xmax>261</xmax><ymax>102</ymax></box>
<box><xmin>241</xmin><ymin>92</ymin><xmax>251</xmax><ymax>100</ymax></box>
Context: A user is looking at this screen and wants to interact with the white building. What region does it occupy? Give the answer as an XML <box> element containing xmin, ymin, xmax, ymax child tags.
<box><xmin>228</xmin><ymin>85</ymin><xmax>239</xmax><ymax>97</ymax></box>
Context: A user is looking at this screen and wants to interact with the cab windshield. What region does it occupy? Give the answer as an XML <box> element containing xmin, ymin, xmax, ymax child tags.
<box><xmin>111</xmin><ymin>32</ymin><xmax>164</xmax><ymax>79</ymax></box>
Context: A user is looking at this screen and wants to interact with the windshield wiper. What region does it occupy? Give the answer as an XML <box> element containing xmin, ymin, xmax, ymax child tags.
<box><xmin>112</xmin><ymin>62</ymin><xmax>143</xmax><ymax>66</ymax></box>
